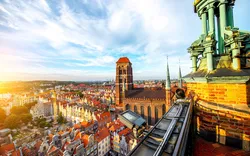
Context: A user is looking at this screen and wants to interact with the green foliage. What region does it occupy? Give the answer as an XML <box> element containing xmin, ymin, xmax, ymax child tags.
<box><xmin>10</xmin><ymin>106</ymin><xmax>29</xmax><ymax>115</ymax></box>
<box><xmin>20</xmin><ymin>114</ymin><xmax>32</xmax><ymax>124</ymax></box>
<box><xmin>0</xmin><ymin>108</ymin><xmax>6</xmax><ymax>123</ymax></box>
<box><xmin>4</xmin><ymin>114</ymin><xmax>20</xmax><ymax>129</ymax></box>
<box><xmin>77</xmin><ymin>91</ymin><xmax>83</xmax><ymax>98</ymax></box>
<box><xmin>57</xmin><ymin>112</ymin><xmax>67</xmax><ymax>124</ymax></box>
<box><xmin>34</xmin><ymin>117</ymin><xmax>52</xmax><ymax>128</ymax></box>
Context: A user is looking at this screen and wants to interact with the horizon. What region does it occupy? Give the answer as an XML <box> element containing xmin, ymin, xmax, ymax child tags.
<box><xmin>0</xmin><ymin>0</ymin><xmax>249</xmax><ymax>81</ymax></box>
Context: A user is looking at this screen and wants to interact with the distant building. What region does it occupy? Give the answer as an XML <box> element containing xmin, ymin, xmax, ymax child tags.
<box><xmin>115</xmin><ymin>57</ymin><xmax>184</xmax><ymax>125</ymax></box>
<box><xmin>30</xmin><ymin>101</ymin><xmax>53</xmax><ymax>119</ymax></box>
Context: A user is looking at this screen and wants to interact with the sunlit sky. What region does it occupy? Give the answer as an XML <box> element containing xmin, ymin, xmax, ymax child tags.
<box><xmin>0</xmin><ymin>0</ymin><xmax>249</xmax><ymax>81</ymax></box>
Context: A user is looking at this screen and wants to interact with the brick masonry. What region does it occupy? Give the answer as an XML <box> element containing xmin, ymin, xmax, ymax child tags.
<box><xmin>186</xmin><ymin>82</ymin><xmax>250</xmax><ymax>151</ymax></box>
<box><xmin>123</xmin><ymin>98</ymin><xmax>168</xmax><ymax>125</ymax></box>
<box><xmin>186</xmin><ymin>83</ymin><xmax>250</xmax><ymax>105</ymax></box>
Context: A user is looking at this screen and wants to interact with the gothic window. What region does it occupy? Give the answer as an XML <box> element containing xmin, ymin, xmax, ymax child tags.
<box><xmin>141</xmin><ymin>106</ymin><xmax>144</xmax><ymax>118</ymax></box>
<box><xmin>126</xmin><ymin>104</ymin><xmax>130</xmax><ymax>110</ymax></box>
<box><xmin>134</xmin><ymin>105</ymin><xmax>138</xmax><ymax>114</ymax></box>
<box><xmin>148</xmin><ymin>106</ymin><xmax>151</xmax><ymax>125</ymax></box>
<box><xmin>162</xmin><ymin>104</ymin><xmax>166</xmax><ymax>115</ymax></box>
<box><xmin>155</xmin><ymin>107</ymin><xmax>159</xmax><ymax>123</ymax></box>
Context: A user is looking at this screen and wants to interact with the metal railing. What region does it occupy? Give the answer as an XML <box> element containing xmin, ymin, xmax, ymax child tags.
<box><xmin>127</xmin><ymin>100</ymin><xmax>193</xmax><ymax>156</ymax></box>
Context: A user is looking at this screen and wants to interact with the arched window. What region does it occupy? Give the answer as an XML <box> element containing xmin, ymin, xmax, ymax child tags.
<box><xmin>148</xmin><ymin>106</ymin><xmax>151</xmax><ymax>125</ymax></box>
<box><xmin>141</xmin><ymin>106</ymin><xmax>144</xmax><ymax>118</ymax></box>
<box><xmin>126</xmin><ymin>104</ymin><xmax>130</xmax><ymax>110</ymax></box>
<box><xmin>162</xmin><ymin>104</ymin><xmax>166</xmax><ymax>115</ymax></box>
<box><xmin>155</xmin><ymin>107</ymin><xmax>158</xmax><ymax>123</ymax></box>
<box><xmin>134</xmin><ymin>106</ymin><xmax>138</xmax><ymax>114</ymax></box>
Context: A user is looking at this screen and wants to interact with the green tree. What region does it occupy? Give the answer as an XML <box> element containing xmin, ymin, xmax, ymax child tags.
<box><xmin>4</xmin><ymin>114</ymin><xmax>20</xmax><ymax>129</ymax></box>
<box><xmin>78</xmin><ymin>91</ymin><xmax>83</xmax><ymax>98</ymax></box>
<box><xmin>10</xmin><ymin>106</ymin><xmax>29</xmax><ymax>115</ymax></box>
<box><xmin>20</xmin><ymin>114</ymin><xmax>32</xmax><ymax>124</ymax></box>
<box><xmin>39</xmin><ymin>121</ymin><xmax>47</xmax><ymax>128</ymax></box>
<box><xmin>0</xmin><ymin>108</ymin><xmax>6</xmax><ymax>123</ymax></box>
<box><xmin>57</xmin><ymin>112</ymin><xmax>67</xmax><ymax>124</ymax></box>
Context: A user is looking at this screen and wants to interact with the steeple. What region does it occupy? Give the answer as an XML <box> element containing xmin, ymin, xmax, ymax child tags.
<box><xmin>178</xmin><ymin>60</ymin><xmax>182</xmax><ymax>88</ymax></box>
<box><xmin>166</xmin><ymin>56</ymin><xmax>171</xmax><ymax>90</ymax></box>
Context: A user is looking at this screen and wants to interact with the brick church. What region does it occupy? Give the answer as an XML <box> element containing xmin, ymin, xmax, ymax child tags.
<box><xmin>115</xmin><ymin>57</ymin><xmax>184</xmax><ymax>125</ymax></box>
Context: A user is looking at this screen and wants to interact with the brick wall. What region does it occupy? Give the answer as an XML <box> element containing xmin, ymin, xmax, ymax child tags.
<box><xmin>123</xmin><ymin>98</ymin><xmax>166</xmax><ymax>125</ymax></box>
<box><xmin>186</xmin><ymin>82</ymin><xmax>250</xmax><ymax>151</ymax></box>
<box><xmin>186</xmin><ymin>83</ymin><xmax>249</xmax><ymax>105</ymax></box>
<box><xmin>195</xmin><ymin>101</ymin><xmax>250</xmax><ymax>150</ymax></box>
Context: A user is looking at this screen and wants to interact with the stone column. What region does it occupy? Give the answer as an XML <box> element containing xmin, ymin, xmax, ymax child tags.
<box><xmin>204</xmin><ymin>40</ymin><xmax>215</xmax><ymax>71</ymax></box>
<box><xmin>208</xmin><ymin>5</ymin><xmax>215</xmax><ymax>34</ymax></box>
<box><xmin>219</xmin><ymin>1</ymin><xmax>227</xmax><ymax>54</ymax></box>
<box><xmin>217</xmin><ymin>16</ymin><xmax>222</xmax><ymax>55</ymax></box>
<box><xmin>207</xmin><ymin>52</ymin><xmax>213</xmax><ymax>71</ymax></box>
<box><xmin>201</xmin><ymin>12</ymin><xmax>208</xmax><ymax>36</ymax></box>
<box><xmin>231</xmin><ymin>42</ymin><xmax>241</xmax><ymax>70</ymax></box>
<box><xmin>191</xmin><ymin>56</ymin><xmax>197</xmax><ymax>72</ymax></box>
<box><xmin>227</xmin><ymin>5</ymin><xmax>234</xmax><ymax>28</ymax></box>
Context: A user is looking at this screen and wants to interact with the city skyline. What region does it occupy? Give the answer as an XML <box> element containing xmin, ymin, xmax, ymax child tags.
<box><xmin>0</xmin><ymin>0</ymin><xmax>249</xmax><ymax>81</ymax></box>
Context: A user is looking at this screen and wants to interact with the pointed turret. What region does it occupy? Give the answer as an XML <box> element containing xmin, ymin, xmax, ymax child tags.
<box><xmin>178</xmin><ymin>61</ymin><xmax>183</xmax><ymax>88</ymax></box>
<box><xmin>166</xmin><ymin>56</ymin><xmax>171</xmax><ymax>90</ymax></box>
<box><xmin>166</xmin><ymin>56</ymin><xmax>172</xmax><ymax>108</ymax></box>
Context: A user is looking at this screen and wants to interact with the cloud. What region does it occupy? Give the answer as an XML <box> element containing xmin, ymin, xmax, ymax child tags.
<box><xmin>0</xmin><ymin>0</ymin><xmax>248</xmax><ymax>81</ymax></box>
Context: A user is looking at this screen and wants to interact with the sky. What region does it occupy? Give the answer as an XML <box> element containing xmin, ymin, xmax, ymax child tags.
<box><xmin>0</xmin><ymin>0</ymin><xmax>249</xmax><ymax>81</ymax></box>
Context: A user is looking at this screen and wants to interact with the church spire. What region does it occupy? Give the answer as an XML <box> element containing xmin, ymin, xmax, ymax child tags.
<box><xmin>166</xmin><ymin>56</ymin><xmax>171</xmax><ymax>90</ymax></box>
<box><xmin>178</xmin><ymin>59</ymin><xmax>183</xmax><ymax>88</ymax></box>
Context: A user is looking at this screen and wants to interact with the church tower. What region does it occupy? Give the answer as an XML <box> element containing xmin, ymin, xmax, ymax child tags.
<box><xmin>115</xmin><ymin>57</ymin><xmax>133</xmax><ymax>106</ymax></box>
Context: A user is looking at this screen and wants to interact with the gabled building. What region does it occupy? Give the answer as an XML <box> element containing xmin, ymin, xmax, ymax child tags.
<box><xmin>94</xmin><ymin>127</ymin><xmax>110</xmax><ymax>156</ymax></box>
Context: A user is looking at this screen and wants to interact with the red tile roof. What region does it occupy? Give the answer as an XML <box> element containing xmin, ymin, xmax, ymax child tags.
<box><xmin>0</xmin><ymin>143</ymin><xmax>15</xmax><ymax>155</ymax></box>
<box><xmin>47</xmin><ymin>145</ymin><xmax>57</xmax><ymax>154</ymax></box>
<box><xmin>81</xmin><ymin>120</ymin><xmax>94</xmax><ymax>128</ymax></box>
<box><xmin>34</xmin><ymin>140</ymin><xmax>42</xmax><ymax>152</ymax></box>
<box><xmin>81</xmin><ymin>134</ymin><xmax>89</xmax><ymax>147</ymax></box>
<box><xmin>118</xmin><ymin>128</ymin><xmax>132</xmax><ymax>136</ymax></box>
<box><xmin>11</xmin><ymin>150</ymin><xmax>21</xmax><ymax>156</ymax></box>
<box><xmin>74</xmin><ymin>131</ymin><xmax>81</xmax><ymax>141</ymax></box>
<box><xmin>74</xmin><ymin>124</ymin><xmax>81</xmax><ymax>129</ymax></box>
<box><xmin>95</xmin><ymin>127</ymin><xmax>110</xmax><ymax>143</ymax></box>
<box><xmin>116</xmin><ymin>57</ymin><xmax>130</xmax><ymax>63</ymax></box>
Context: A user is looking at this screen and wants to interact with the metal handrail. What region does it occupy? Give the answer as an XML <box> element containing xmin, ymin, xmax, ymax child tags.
<box><xmin>153</xmin><ymin>104</ymin><xmax>183</xmax><ymax>156</ymax></box>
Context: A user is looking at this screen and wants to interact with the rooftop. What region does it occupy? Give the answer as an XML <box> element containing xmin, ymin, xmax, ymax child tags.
<box><xmin>119</xmin><ymin>110</ymin><xmax>146</xmax><ymax>129</ymax></box>
<box><xmin>95</xmin><ymin>127</ymin><xmax>110</xmax><ymax>143</ymax></box>
<box><xmin>116</xmin><ymin>57</ymin><xmax>131</xmax><ymax>63</ymax></box>
<box><xmin>125</xmin><ymin>89</ymin><xmax>166</xmax><ymax>99</ymax></box>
